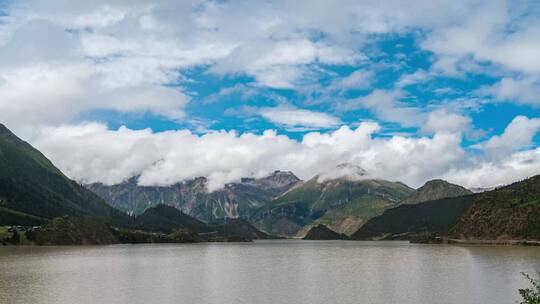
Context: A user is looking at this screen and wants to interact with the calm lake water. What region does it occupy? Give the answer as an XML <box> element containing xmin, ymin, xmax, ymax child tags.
<box><xmin>0</xmin><ymin>240</ymin><xmax>539</xmax><ymax>304</ymax></box>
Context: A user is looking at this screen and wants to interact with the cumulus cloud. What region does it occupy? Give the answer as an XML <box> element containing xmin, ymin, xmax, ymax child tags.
<box><xmin>31</xmin><ymin>121</ymin><xmax>464</xmax><ymax>190</ymax></box>
<box><xmin>0</xmin><ymin>16</ymin><xmax>191</xmax><ymax>134</ymax></box>
<box><xmin>483</xmin><ymin>116</ymin><xmax>540</xmax><ymax>156</ymax></box>
<box><xmin>0</xmin><ymin>63</ymin><xmax>189</xmax><ymax>130</ymax></box>
<box><xmin>422</xmin><ymin>109</ymin><xmax>471</xmax><ymax>135</ymax></box>
<box><xmin>444</xmin><ymin>148</ymin><xmax>540</xmax><ymax>189</ymax></box>
<box><xmin>29</xmin><ymin>116</ymin><xmax>540</xmax><ymax>191</ymax></box>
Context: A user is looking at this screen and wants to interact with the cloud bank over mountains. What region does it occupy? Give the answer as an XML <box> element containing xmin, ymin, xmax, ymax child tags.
<box><xmin>1</xmin><ymin>0</ymin><xmax>540</xmax><ymax>189</ymax></box>
<box><xmin>35</xmin><ymin>118</ymin><xmax>540</xmax><ymax>190</ymax></box>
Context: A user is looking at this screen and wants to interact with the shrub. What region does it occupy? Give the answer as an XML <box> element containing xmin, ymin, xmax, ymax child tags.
<box><xmin>519</xmin><ymin>272</ymin><xmax>540</xmax><ymax>304</ymax></box>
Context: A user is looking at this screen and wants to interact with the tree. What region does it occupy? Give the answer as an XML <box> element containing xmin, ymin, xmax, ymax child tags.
<box><xmin>519</xmin><ymin>272</ymin><xmax>540</xmax><ymax>304</ymax></box>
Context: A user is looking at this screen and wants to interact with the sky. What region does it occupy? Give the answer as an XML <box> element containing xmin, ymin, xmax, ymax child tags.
<box><xmin>1</xmin><ymin>0</ymin><xmax>540</xmax><ymax>190</ymax></box>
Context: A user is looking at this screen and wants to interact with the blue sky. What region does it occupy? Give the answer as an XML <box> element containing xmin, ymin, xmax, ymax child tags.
<box><xmin>1</xmin><ymin>0</ymin><xmax>540</xmax><ymax>189</ymax></box>
<box><xmin>80</xmin><ymin>30</ymin><xmax>539</xmax><ymax>143</ymax></box>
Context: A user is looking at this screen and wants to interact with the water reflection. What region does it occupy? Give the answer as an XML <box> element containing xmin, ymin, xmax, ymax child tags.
<box><xmin>0</xmin><ymin>241</ymin><xmax>539</xmax><ymax>304</ymax></box>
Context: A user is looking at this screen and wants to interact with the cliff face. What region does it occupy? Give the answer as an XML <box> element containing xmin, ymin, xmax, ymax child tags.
<box><xmin>87</xmin><ymin>171</ymin><xmax>300</xmax><ymax>222</ymax></box>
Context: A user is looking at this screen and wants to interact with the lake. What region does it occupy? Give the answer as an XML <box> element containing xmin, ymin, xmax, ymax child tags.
<box><xmin>0</xmin><ymin>240</ymin><xmax>539</xmax><ymax>304</ymax></box>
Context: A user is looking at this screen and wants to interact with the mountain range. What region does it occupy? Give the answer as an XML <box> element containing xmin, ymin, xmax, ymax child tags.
<box><xmin>1</xmin><ymin>122</ymin><xmax>539</xmax><ymax>244</ymax></box>
<box><xmin>86</xmin><ymin>166</ymin><xmax>476</xmax><ymax>238</ymax></box>
<box><xmin>353</xmin><ymin>176</ymin><xmax>540</xmax><ymax>241</ymax></box>
<box><xmin>252</xmin><ymin>176</ymin><xmax>414</xmax><ymax>236</ymax></box>
<box><xmin>86</xmin><ymin>171</ymin><xmax>300</xmax><ymax>221</ymax></box>
<box><xmin>400</xmin><ymin>179</ymin><xmax>472</xmax><ymax>205</ymax></box>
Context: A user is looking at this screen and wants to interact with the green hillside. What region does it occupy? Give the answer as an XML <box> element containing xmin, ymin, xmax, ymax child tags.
<box><xmin>450</xmin><ymin>175</ymin><xmax>540</xmax><ymax>240</ymax></box>
<box><xmin>353</xmin><ymin>175</ymin><xmax>540</xmax><ymax>241</ymax></box>
<box><xmin>0</xmin><ymin>207</ymin><xmax>48</xmax><ymax>226</ymax></box>
<box><xmin>253</xmin><ymin>177</ymin><xmax>414</xmax><ymax>236</ymax></box>
<box><xmin>351</xmin><ymin>195</ymin><xmax>475</xmax><ymax>240</ymax></box>
<box><xmin>303</xmin><ymin>224</ymin><xmax>349</xmax><ymax>240</ymax></box>
<box><xmin>401</xmin><ymin>179</ymin><xmax>472</xmax><ymax>205</ymax></box>
<box><xmin>135</xmin><ymin>204</ymin><xmax>213</xmax><ymax>233</ymax></box>
<box><xmin>0</xmin><ymin>124</ymin><xmax>129</xmax><ymax>225</ymax></box>
<box><xmin>134</xmin><ymin>204</ymin><xmax>271</xmax><ymax>241</ymax></box>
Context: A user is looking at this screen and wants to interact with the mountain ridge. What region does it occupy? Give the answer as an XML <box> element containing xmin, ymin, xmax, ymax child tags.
<box><xmin>253</xmin><ymin>176</ymin><xmax>415</xmax><ymax>236</ymax></box>
<box><xmin>401</xmin><ymin>179</ymin><xmax>472</xmax><ymax>205</ymax></box>
<box><xmin>86</xmin><ymin>171</ymin><xmax>301</xmax><ymax>222</ymax></box>
<box><xmin>352</xmin><ymin>175</ymin><xmax>540</xmax><ymax>241</ymax></box>
<box><xmin>303</xmin><ymin>224</ymin><xmax>349</xmax><ymax>240</ymax></box>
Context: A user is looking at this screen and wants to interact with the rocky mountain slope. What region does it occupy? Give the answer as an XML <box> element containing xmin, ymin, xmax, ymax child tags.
<box><xmin>449</xmin><ymin>176</ymin><xmax>540</xmax><ymax>240</ymax></box>
<box><xmin>401</xmin><ymin>179</ymin><xmax>472</xmax><ymax>205</ymax></box>
<box><xmin>0</xmin><ymin>124</ymin><xmax>129</xmax><ymax>225</ymax></box>
<box><xmin>86</xmin><ymin>171</ymin><xmax>300</xmax><ymax>222</ymax></box>
<box><xmin>253</xmin><ymin>177</ymin><xmax>414</xmax><ymax>236</ymax></box>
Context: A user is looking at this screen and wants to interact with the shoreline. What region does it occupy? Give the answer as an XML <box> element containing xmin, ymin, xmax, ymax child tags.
<box><xmin>411</xmin><ymin>236</ymin><xmax>540</xmax><ymax>246</ymax></box>
<box><xmin>446</xmin><ymin>238</ymin><xmax>540</xmax><ymax>246</ymax></box>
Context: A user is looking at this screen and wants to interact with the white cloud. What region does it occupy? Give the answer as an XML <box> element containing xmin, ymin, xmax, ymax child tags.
<box><xmin>210</xmin><ymin>39</ymin><xmax>361</xmax><ymax>88</ymax></box>
<box><xmin>205</xmin><ymin>84</ymin><xmax>261</xmax><ymax>104</ymax></box>
<box><xmin>444</xmin><ymin>148</ymin><xmax>540</xmax><ymax>189</ymax></box>
<box><xmin>1</xmin><ymin>0</ymin><xmax>539</xmax><ymax>131</ymax></box>
<box><xmin>421</xmin><ymin>1</ymin><xmax>540</xmax><ymax>76</ymax></box>
<box><xmin>396</xmin><ymin>70</ymin><xmax>430</xmax><ymax>88</ymax></box>
<box><xmin>31</xmin><ymin>121</ymin><xmax>463</xmax><ymax>191</ymax></box>
<box><xmin>339</xmin><ymin>89</ymin><xmax>423</xmax><ymax>127</ymax></box>
<box><xmin>483</xmin><ymin>116</ymin><xmax>540</xmax><ymax>156</ymax></box>
<box><xmin>330</xmin><ymin>70</ymin><xmax>373</xmax><ymax>91</ymax></box>
<box><xmin>0</xmin><ymin>63</ymin><xmax>189</xmax><ymax>132</ymax></box>
<box><xmin>479</xmin><ymin>77</ymin><xmax>540</xmax><ymax>105</ymax></box>
<box><xmin>25</xmin><ymin>113</ymin><xmax>540</xmax><ymax>191</ymax></box>
<box><xmin>422</xmin><ymin>109</ymin><xmax>471</xmax><ymax>135</ymax></box>
<box><xmin>259</xmin><ymin>106</ymin><xmax>341</xmax><ymax>129</ymax></box>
